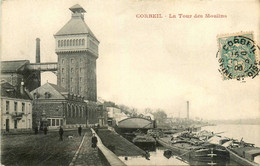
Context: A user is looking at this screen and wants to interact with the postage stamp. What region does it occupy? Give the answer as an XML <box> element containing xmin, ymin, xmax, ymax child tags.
<box><xmin>217</xmin><ymin>32</ymin><xmax>259</xmax><ymax>81</ymax></box>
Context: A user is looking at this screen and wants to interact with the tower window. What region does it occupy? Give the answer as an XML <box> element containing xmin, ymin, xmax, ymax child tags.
<box><xmin>62</xmin><ymin>68</ymin><xmax>64</xmax><ymax>73</ymax></box>
<box><xmin>64</xmin><ymin>40</ymin><xmax>66</xmax><ymax>46</ymax></box>
<box><xmin>79</xmin><ymin>39</ymin><xmax>82</xmax><ymax>45</ymax></box>
<box><xmin>71</xmin><ymin>59</ymin><xmax>74</xmax><ymax>64</ymax></box>
<box><xmin>62</xmin><ymin>78</ymin><xmax>64</xmax><ymax>83</ymax></box>
<box><xmin>62</xmin><ymin>59</ymin><xmax>64</xmax><ymax>64</ymax></box>
<box><xmin>22</xmin><ymin>103</ymin><xmax>25</xmax><ymax>112</ymax></box>
<box><xmin>61</xmin><ymin>40</ymin><xmax>63</xmax><ymax>47</ymax></box>
<box><xmin>76</xmin><ymin>39</ymin><xmax>79</xmax><ymax>46</ymax></box>
<box><xmin>70</xmin><ymin>39</ymin><xmax>72</xmax><ymax>46</ymax></box>
<box><xmin>80</xmin><ymin>77</ymin><xmax>82</xmax><ymax>82</ymax></box>
<box><xmin>71</xmin><ymin>68</ymin><xmax>74</xmax><ymax>73</ymax></box>
<box><xmin>58</xmin><ymin>40</ymin><xmax>60</xmax><ymax>47</ymax></box>
<box><xmin>82</xmin><ymin>39</ymin><xmax>85</xmax><ymax>45</ymax></box>
<box><xmin>71</xmin><ymin>87</ymin><xmax>73</xmax><ymax>92</ymax></box>
<box><xmin>73</xmin><ymin>39</ymin><xmax>75</xmax><ymax>46</ymax></box>
<box><xmin>67</xmin><ymin>40</ymin><xmax>69</xmax><ymax>46</ymax></box>
<box><xmin>80</xmin><ymin>68</ymin><xmax>82</xmax><ymax>73</ymax></box>
<box><xmin>71</xmin><ymin>78</ymin><xmax>73</xmax><ymax>83</ymax></box>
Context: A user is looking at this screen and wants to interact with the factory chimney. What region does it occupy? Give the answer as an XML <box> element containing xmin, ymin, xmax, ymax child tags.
<box><xmin>187</xmin><ymin>101</ymin><xmax>189</xmax><ymax>120</ymax></box>
<box><xmin>36</xmin><ymin>38</ymin><xmax>40</xmax><ymax>63</ymax></box>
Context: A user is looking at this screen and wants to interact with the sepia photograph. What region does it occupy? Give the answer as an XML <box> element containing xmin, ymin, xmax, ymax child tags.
<box><xmin>1</xmin><ymin>0</ymin><xmax>259</xmax><ymax>165</ymax></box>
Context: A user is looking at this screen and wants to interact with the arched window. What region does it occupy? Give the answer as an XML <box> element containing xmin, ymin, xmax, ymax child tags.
<box><xmin>70</xmin><ymin>39</ymin><xmax>72</xmax><ymax>46</ymax></box>
<box><xmin>75</xmin><ymin>106</ymin><xmax>78</xmax><ymax>117</ymax></box>
<box><xmin>79</xmin><ymin>39</ymin><xmax>81</xmax><ymax>45</ymax></box>
<box><xmin>82</xmin><ymin>107</ymin><xmax>84</xmax><ymax>117</ymax></box>
<box><xmin>64</xmin><ymin>40</ymin><xmax>66</xmax><ymax>46</ymax></box>
<box><xmin>67</xmin><ymin>104</ymin><xmax>71</xmax><ymax>117</ymax></box>
<box><xmin>58</xmin><ymin>40</ymin><xmax>60</xmax><ymax>47</ymax></box>
<box><xmin>82</xmin><ymin>39</ymin><xmax>85</xmax><ymax>46</ymax></box>
<box><xmin>67</xmin><ymin>40</ymin><xmax>69</xmax><ymax>46</ymax></box>
<box><xmin>76</xmin><ymin>39</ymin><xmax>78</xmax><ymax>46</ymax></box>
<box><xmin>61</xmin><ymin>40</ymin><xmax>63</xmax><ymax>47</ymax></box>
<box><xmin>73</xmin><ymin>39</ymin><xmax>75</xmax><ymax>46</ymax></box>
<box><xmin>79</xmin><ymin>106</ymin><xmax>82</xmax><ymax>117</ymax></box>
<box><xmin>71</xmin><ymin>105</ymin><xmax>75</xmax><ymax>117</ymax></box>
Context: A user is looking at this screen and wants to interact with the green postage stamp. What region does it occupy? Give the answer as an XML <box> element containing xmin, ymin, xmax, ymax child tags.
<box><xmin>217</xmin><ymin>32</ymin><xmax>259</xmax><ymax>81</ymax></box>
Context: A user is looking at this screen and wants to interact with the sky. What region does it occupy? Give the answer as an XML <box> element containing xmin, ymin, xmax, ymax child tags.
<box><xmin>1</xmin><ymin>0</ymin><xmax>260</xmax><ymax>120</ymax></box>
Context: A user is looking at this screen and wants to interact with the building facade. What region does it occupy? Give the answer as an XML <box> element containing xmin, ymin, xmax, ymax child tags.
<box><xmin>54</xmin><ymin>4</ymin><xmax>99</xmax><ymax>102</ymax></box>
<box><xmin>1</xmin><ymin>82</ymin><xmax>33</xmax><ymax>132</ymax></box>
<box><xmin>30</xmin><ymin>82</ymin><xmax>88</xmax><ymax>129</ymax></box>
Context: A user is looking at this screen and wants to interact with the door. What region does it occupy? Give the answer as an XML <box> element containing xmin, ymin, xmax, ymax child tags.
<box><xmin>6</xmin><ymin>119</ymin><xmax>9</xmax><ymax>132</ymax></box>
<box><xmin>14</xmin><ymin>120</ymin><xmax>17</xmax><ymax>129</ymax></box>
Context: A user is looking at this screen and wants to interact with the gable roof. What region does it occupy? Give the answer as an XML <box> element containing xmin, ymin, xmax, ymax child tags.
<box><xmin>55</xmin><ymin>11</ymin><xmax>98</xmax><ymax>42</ymax></box>
<box><xmin>1</xmin><ymin>82</ymin><xmax>32</xmax><ymax>100</ymax></box>
<box><xmin>1</xmin><ymin>60</ymin><xmax>30</xmax><ymax>73</ymax></box>
<box><xmin>48</xmin><ymin>83</ymin><xmax>67</xmax><ymax>93</ymax></box>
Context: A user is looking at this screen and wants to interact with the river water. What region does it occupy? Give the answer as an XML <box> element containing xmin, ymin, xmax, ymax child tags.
<box><xmin>119</xmin><ymin>124</ymin><xmax>260</xmax><ymax>166</ymax></box>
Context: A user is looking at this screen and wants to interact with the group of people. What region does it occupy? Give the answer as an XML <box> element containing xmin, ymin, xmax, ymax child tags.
<box><xmin>34</xmin><ymin>125</ymin><xmax>98</xmax><ymax>149</ymax></box>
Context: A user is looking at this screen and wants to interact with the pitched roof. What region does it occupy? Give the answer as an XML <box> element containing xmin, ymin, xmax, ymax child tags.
<box><xmin>55</xmin><ymin>11</ymin><xmax>98</xmax><ymax>42</ymax></box>
<box><xmin>1</xmin><ymin>82</ymin><xmax>32</xmax><ymax>100</ymax></box>
<box><xmin>1</xmin><ymin>60</ymin><xmax>30</xmax><ymax>73</ymax></box>
<box><xmin>48</xmin><ymin>83</ymin><xmax>67</xmax><ymax>93</ymax></box>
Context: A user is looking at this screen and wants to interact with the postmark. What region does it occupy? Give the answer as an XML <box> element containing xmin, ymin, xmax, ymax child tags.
<box><xmin>217</xmin><ymin>32</ymin><xmax>259</xmax><ymax>81</ymax></box>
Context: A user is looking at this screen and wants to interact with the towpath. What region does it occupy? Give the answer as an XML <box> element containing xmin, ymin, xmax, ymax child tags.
<box><xmin>70</xmin><ymin>129</ymin><xmax>109</xmax><ymax>166</ymax></box>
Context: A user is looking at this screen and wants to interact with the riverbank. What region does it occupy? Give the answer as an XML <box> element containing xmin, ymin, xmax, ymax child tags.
<box><xmin>96</xmin><ymin>128</ymin><xmax>146</xmax><ymax>156</ymax></box>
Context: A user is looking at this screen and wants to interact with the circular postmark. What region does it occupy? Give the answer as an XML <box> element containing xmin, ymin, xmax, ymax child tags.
<box><xmin>217</xmin><ymin>33</ymin><xmax>260</xmax><ymax>81</ymax></box>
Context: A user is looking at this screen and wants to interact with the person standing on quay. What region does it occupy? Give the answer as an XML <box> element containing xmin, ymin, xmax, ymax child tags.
<box><xmin>43</xmin><ymin>126</ymin><xmax>48</xmax><ymax>135</ymax></box>
<box><xmin>59</xmin><ymin>126</ymin><xmax>64</xmax><ymax>141</ymax></box>
<box><xmin>78</xmin><ymin>125</ymin><xmax>82</xmax><ymax>136</ymax></box>
<box><xmin>91</xmin><ymin>133</ymin><xmax>98</xmax><ymax>150</ymax></box>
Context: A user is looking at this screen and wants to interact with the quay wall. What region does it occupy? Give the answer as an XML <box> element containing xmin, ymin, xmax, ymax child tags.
<box><xmin>91</xmin><ymin>128</ymin><xmax>126</xmax><ymax>166</ymax></box>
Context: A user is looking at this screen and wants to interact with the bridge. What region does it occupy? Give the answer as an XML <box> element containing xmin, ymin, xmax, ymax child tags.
<box><xmin>25</xmin><ymin>63</ymin><xmax>58</xmax><ymax>72</ymax></box>
<box><xmin>117</xmin><ymin>117</ymin><xmax>155</xmax><ymax>129</ymax></box>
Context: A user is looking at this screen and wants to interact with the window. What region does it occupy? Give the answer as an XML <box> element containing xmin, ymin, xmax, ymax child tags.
<box><xmin>45</xmin><ymin>92</ymin><xmax>51</xmax><ymax>99</ymax></box>
<box><xmin>82</xmin><ymin>39</ymin><xmax>85</xmax><ymax>45</ymax></box>
<box><xmin>64</xmin><ymin>40</ymin><xmax>66</xmax><ymax>46</ymax></box>
<box><xmin>71</xmin><ymin>59</ymin><xmax>74</xmax><ymax>64</ymax></box>
<box><xmin>80</xmin><ymin>68</ymin><xmax>82</xmax><ymax>73</ymax></box>
<box><xmin>60</xmin><ymin>119</ymin><xmax>63</xmax><ymax>126</ymax></box>
<box><xmin>76</xmin><ymin>39</ymin><xmax>78</xmax><ymax>46</ymax></box>
<box><xmin>62</xmin><ymin>78</ymin><xmax>64</xmax><ymax>83</ymax></box>
<box><xmin>80</xmin><ymin>87</ymin><xmax>82</xmax><ymax>92</ymax></box>
<box><xmin>56</xmin><ymin>119</ymin><xmax>59</xmax><ymax>126</ymax></box>
<box><xmin>58</xmin><ymin>40</ymin><xmax>60</xmax><ymax>47</ymax></box>
<box><xmin>62</xmin><ymin>59</ymin><xmax>64</xmax><ymax>64</ymax></box>
<box><xmin>6</xmin><ymin>101</ymin><xmax>9</xmax><ymax>114</ymax></box>
<box><xmin>62</xmin><ymin>68</ymin><xmax>64</xmax><ymax>73</ymax></box>
<box><xmin>71</xmin><ymin>68</ymin><xmax>73</xmax><ymax>73</ymax></box>
<box><xmin>22</xmin><ymin>103</ymin><xmax>25</xmax><ymax>112</ymax></box>
<box><xmin>73</xmin><ymin>39</ymin><xmax>75</xmax><ymax>46</ymax></box>
<box><xmin>79</xmin><ymin>39</ymin><xmax>82</xmax><ymax>45</ymax></box>
<box><xmin>67</xmin><ymin>40</ymin><xmax>69</xmax><ymax>46</ymax></box>
<box><xmin>52</xmin><ymin>119</ymin><xmax>55</xmax><ymax>126</ymax></box>
<box><xmin>70</xmin><ymin>40</ymin><xmax>72</xmax><ymax>46</ymax></box>
<box><xmin>71</xmin><ymin>78</ymin><xmax>73</xmax><ymax>83</ymax></box>
<box><xmin>48</xmin><ymin>119</ymin><xmax>51</xmax><ymax>126</ymax></box>
<box><xmin>14</xmin><ymin>102</ymin><xmax>17</xmax><ymax>112</ymax></box>
<box><xmin>71</xmin><ymin>87</ymin><xmax>73</xmax><ymax>92</ymax></box>
<box><xmin>80</xmin><ymin>77</ymin><xmax>82</xmax><ymax>82</ymax></box>
<box><xmin>61</xmin><ymin>40</ymin><xmax>63</xmax><ymax>47</ymax></box>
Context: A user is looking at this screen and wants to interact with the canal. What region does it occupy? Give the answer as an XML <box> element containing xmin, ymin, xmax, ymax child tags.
<box><xmin>118</xmin><ymin>124</ymin><xmax>260</xmax><ymax>166</ymax></box>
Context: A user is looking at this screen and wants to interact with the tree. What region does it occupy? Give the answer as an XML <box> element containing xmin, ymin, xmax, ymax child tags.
<box><xmin>153</xmin><ymin>109</ymin><xmax>167</xmax><ymax>123</ymax></box>
<box><xmin>144</xmin><ymin>108</ymin><xmax>153</xmax><ymax>114</ymax></box>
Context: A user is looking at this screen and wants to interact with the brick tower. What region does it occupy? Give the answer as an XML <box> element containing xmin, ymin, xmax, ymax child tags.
<box><xmin>54</xmin><ymin>4</ymin><xmax>99</xmax><ymax>102</ymax></box>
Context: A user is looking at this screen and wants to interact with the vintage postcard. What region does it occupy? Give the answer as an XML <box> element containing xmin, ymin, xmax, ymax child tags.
<box><xmin>1</xmin><ymin>0</ymin><xmax>259</xmax><ymax>165</ymax></box>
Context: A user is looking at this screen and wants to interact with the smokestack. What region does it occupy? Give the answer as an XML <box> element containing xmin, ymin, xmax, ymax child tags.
<box><xmin>36</xmin><ymin>38</ymin><xmax>40</xmax><ymax>63</ymax></box>
<box><xmin>187</xmin><ymin>101</ymin><xmax>189</xmax><ymax>120</ymax></box>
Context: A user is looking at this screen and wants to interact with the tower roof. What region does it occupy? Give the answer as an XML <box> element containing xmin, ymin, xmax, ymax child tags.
<box><xmin>55</xmin><ymin>5</ymin><xmax>99</xmax><ymax>42</ymax></box>
<box><xmin>69</xmin><ymin>4</ymin><xmax>86</xmax><ymax>13</ymax></box>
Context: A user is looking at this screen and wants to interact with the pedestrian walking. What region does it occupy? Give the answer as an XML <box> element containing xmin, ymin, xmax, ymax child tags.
<box><xmin>78</xmin><ymin>125</ymin><xmax>82</xmax><ymax>136</ymax></box>
<box><xmin>43</xmin><ymin>126</ymin><xmax>48</xmax><ymax>135</ymax></box>
<box><xmin>34</xmin><ymin>126</ymin><xmax>38</xmax><ymax>134</ymax></box>
<box><xmin>59</xmin><ymin>126</ymin><xmax>64</xmax><ymax>141</ymax></box>
<box><xmin>91</xmin><ymin>133</ymin><xmax>98</xmax><ymax>149</ymax></box>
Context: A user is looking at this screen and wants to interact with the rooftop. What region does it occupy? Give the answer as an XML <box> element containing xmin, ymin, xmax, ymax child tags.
<box><xmin>1</xmin><ymin>60</ymin><xmax>30</xmax><ymax>73</ymax></box>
